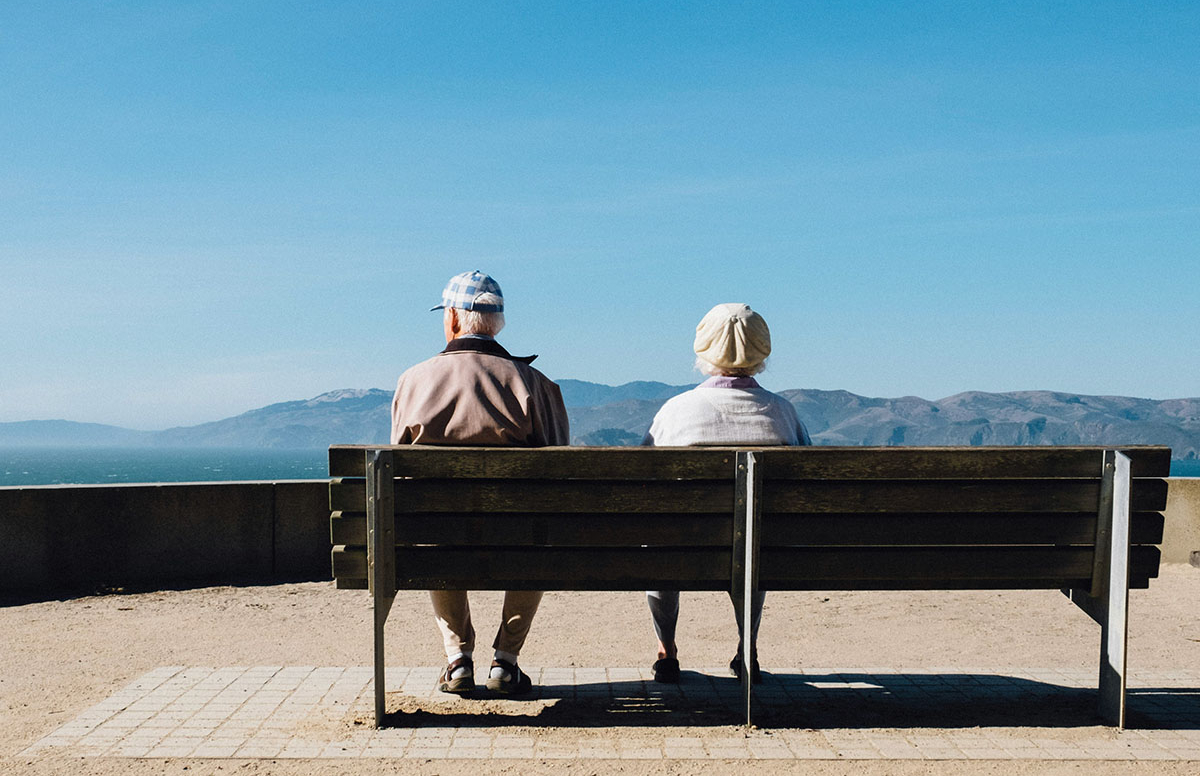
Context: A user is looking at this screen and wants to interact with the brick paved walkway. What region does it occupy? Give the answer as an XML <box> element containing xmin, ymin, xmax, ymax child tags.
<box><xmin>23</xmin><ymin>666</ymin><xmax>1200</xmax><ymax>760</ymax></box>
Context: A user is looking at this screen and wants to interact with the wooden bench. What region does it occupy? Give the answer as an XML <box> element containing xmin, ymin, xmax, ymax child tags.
<box><xmin>329</xmin><ymin>444</ymin><xmax>1171</xmax><ymax>729</ymax></box>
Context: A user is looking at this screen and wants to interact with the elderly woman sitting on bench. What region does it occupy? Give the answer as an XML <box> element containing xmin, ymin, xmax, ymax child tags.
<box><xmin>643</xmin><ymin>303</ymin><xmax>812</xmax><ymax>684</ymax></box>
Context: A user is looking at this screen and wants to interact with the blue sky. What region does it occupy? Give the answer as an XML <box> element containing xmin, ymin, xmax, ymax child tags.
<box><xmin>2</xmin><ymin>1</ymin><xmax>1197</xmax><ymax>429</ymax></box>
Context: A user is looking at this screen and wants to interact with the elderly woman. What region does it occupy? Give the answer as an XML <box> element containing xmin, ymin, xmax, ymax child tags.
<box><xmin>643</xmin><ymin>303</ymin><xmax>811</xmax><ymax>684</ymax></box>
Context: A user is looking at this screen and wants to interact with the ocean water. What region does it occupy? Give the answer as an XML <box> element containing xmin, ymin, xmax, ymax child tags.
<box><xmin>1172</xmin><ymin>458</ymin><xmax>1200</xmax><ymax>477</ymax></box>
<box><xmin>0</xmin><ymin>447</ymin><xmax>329</xmax><ymax>486</ymax></box>
<box><xmin>1</xmin><ymin>446</ymin><xmax>1197</xmax><ymax>487</ymax></box>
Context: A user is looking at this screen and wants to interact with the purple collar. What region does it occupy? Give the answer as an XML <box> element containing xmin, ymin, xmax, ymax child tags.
<box><xmin>700</xmin><ymin>375</ymin><xmax>761</xmax><ymax>390</ymax></box>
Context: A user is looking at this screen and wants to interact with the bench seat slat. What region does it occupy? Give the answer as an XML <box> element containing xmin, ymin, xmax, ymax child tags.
<box><xmin>329</xmin><ymin>479</ymin><xmax>364</xmax><ymax>513</ymax></box>
<box><xmin>331</xmin><ymin>544</ymin><xmax>365</xmax><ymax>584</ymax></box>
<box><xmin>333</xmin><ymin>546</ymin><xmax>1156</xmax><ymax>594</ymax></box>
<box><xmin>333</xmin><ymin>479</ymin><xmax>732</xmax><ymax>514</ymax></box>
<box><xmin>330</xmin><ymin>446</ymin><xmax>737</xmax><ymax>480</ymax></box>
<box><xmin>332</xmin><ymin>544</ymin><xmax>1160</xmax><ymax>590</ymax></box>
<box><xmin>329</xmin><ymin>511</ymin><xmax>362</xmax><ymax>544</ymax></box>
<box><xmin>328</xmin><ymin>445</ymin><xmax>1172</xmax><ymax>480</ymax></box>
<box><xmin>762</xmin><ymin>511</ymin><xmax>1164</xmax><ymax>547</ymax></box>
<box><xmin>330</xmin><ymin>477</ymin><xmax>1167</xmax><ymax>514</ymax></box>
<box><xmin>764</xmin><ymin>479</ymin><xmax>1167</xmax><ymax>513</ymax></box>
<box><xmin>330</xmin><ymin>510</ymin><xmax>1165</xmax><ymax>548</ymax></box>
<box><xmin>398</xmin><ymin>548</ymin><xmax>732</xmax><ymax>589</ymax></box>
<box><xmin>395</xmin><ymin>479</ymin><xmax>733</xmax><ymax>513</ymax></box>
<box><xmin>757</xmin><ymin>577</ymin><xmax>1157</xmax><ymax>591</ymax></box>
<box><xmin>760</xmin><ymin>546</ymin><xmax>1161</xmax><ymax>588</ymax></box>
<box><xmin>759</xmin><ymin>446</ymin><xmax>1171</xmax><ymax>479</ymax></box>
<box><xmin>396</xmin><ymin>513</ymin><xmax>731</xmax><ymax>547</ymax></box>
<box><xmin>334</xmin><ymin>545</ymin><xmax>732</xmax><ymax>589</ymax></box>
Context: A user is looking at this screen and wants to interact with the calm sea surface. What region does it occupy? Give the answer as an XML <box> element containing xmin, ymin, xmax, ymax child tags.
<box><xmin>1171</xmin><ymin>458</ymin><xmax>1200</xmax><ymax>477</ymax></box>
<box><xmin>0</xmin><ymin>447</ymin><xmax>329</xmax><ymax>486</ymax></box>
<box><xmin>1</xmin><ymin>446</ymin><xmax>1197</xmax><ymax>487</ymax></box>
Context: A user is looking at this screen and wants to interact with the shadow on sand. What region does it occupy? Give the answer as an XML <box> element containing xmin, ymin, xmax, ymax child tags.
<box><xmin>376</xmin><ymin>672</ymin><xmax>1200</xmax><ymax>732</ymax></box>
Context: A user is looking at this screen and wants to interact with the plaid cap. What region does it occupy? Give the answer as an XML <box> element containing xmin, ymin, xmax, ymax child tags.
<box><xmin>431</xmin><ymin>270</ymin><xmax>504</xmax><ymax>313</ymax></box>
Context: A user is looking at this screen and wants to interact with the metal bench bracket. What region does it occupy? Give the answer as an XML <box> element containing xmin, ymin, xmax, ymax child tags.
<box><xmin>1099</xmin><ymin>449</ymin><xmax>1132</xmax><ymax>728</ymax></box>
<box><xmin>732</xmin><ymin>451</ymin><xmax>762</xmax><ymax>726</ymax></box>
<box><xmin>367</xmin><ymin>448</ymin><xmax>396</xmax><ymax>727</ymax></box>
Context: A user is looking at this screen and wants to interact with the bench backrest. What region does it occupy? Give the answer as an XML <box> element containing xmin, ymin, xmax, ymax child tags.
<box><xmin>329</xmin><ymin>445</ymin><xmax>1169</xmax><ymax>593</ymax></box>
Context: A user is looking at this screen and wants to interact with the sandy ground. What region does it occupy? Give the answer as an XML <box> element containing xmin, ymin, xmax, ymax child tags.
<box><xmin>2</xmin><ymin>567</ymin><xmax>1199</xmax><ymax>775</ymax></box>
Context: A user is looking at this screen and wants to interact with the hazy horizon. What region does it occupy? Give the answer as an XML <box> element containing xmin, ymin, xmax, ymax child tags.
<box><xmin>4</xmin><ymin>379</ymin><xmax>1200</xmax><ymax>434</ymax></box>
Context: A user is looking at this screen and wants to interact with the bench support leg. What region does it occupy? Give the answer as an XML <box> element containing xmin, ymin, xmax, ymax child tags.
<box><xmin>367</xmin><ymin>449</ymin><xmax>397</xmax><ymax>728</ymax></box>
<box><xmin>373</xmin><ymin>593</ymin><xmax>395</xmax><ymax>727</ymax></box>
<box><xmin>1061</xmin><ymin>450</ymin><xmax>1132</xmax><ymax>728</ymax></box>
<box><xmin>1098</xmin><ymin>450</ymin><xmax>1132</xmax><ymax>728</ymax></box>
<box><xmin>732</xmin><ymin>451</ymin><xmax>762</xmax><ymax>727</ymax></box>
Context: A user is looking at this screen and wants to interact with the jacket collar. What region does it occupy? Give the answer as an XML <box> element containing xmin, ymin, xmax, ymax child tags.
<box><xmin>699</xmin><ymin>375</ymin><xmax>761</xmax><ymax>389</ymax></box>
<box><xmin>440</xmin><ymin>337</ymin><xmax>538</xmax><ymax>364</ymax></box>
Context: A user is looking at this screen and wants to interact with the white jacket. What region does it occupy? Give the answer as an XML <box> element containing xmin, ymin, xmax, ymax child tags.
<box><xmin>643</xmin><ymin>376</ymin><xmax>812</xmax><ymax>447</ymax></box>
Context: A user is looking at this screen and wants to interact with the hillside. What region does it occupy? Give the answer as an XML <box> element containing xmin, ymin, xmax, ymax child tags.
<box><xmin>0</xmin><ymin>420</ymin><xmax>153</xmax><ymax>447</ymax></box>
<box><xmin>2</xmin><ymin>382</ymin><xmax>1197</xmax><ymax>459</ymax></box>
<box><xmin>152</xmin><ymin>389</ymin><xmax>393</xmax><ymax>449</ymax></box>
<box><xmin>781</xmin><ymin>389</ymin><xmax>1200</xmax><ymax>458</ymax></box>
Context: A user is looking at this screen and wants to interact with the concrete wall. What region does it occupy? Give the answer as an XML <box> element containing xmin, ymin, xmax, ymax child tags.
<box><xmin>0</xmin><ymin>480</ymin><xmax>329</xmax><ymax>594</ymax></box>
<box><xmin>2</xmin><ymin>477</ymin><xmax>1198</xmax><ymax>597</ymax></box>
<box><xmin>1162</xmin><ymin>477</ymin><xmax>1200</xmax><ymax>564</ymax></box>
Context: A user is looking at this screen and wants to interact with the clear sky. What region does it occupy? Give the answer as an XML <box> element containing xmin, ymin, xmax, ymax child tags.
<box><xmin>2</xmin><ymin>1</ymin><xmax>1197</xmax><ymax>430</ymax></box>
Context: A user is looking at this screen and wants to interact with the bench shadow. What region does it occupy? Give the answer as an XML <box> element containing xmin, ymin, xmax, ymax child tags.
<box><xmin>377</xmin><ymin>672</ymin><xmax>1200</xmax><ymax>731</ymax></box>
<box><xmin>1126</xmin><ymin>687</ymin><xmax>1200</xmax><ymax>730</ymax></box>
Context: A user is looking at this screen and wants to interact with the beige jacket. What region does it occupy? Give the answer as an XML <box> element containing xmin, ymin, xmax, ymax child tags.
<box><xmin>390</xmin><ymin>337</ymin><xmax>570</xmax><ymax>446</ymax></box>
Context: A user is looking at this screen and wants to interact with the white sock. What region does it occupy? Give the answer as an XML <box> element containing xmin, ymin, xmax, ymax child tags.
<box><xmin>448</xmin><ymin>651</ymin><xmax>472</xmax><ymax>680</ymax></box>
<box><xmin>491</xmin><ymin>650</ymin><xmax>519</xmax><ymax>680</ymax></box>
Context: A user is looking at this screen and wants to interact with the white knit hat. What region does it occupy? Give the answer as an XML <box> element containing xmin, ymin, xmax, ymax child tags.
<box><xmin>693</xmin><ymin>303</ymin><xmax>771</xmax><ymax>370</ymax></box>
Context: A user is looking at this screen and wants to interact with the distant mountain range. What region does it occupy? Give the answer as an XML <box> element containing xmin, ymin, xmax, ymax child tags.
<box><xmin>2</xmin><ymin>380</ymin><xmax>1198</xmax><ymax>460</ymax></box>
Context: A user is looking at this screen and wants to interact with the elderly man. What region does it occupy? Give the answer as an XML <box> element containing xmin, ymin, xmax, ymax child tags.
<box><xmin>392</xmin><ymin>270</ymin><xmax>569</xmax><ymax>696</ymax></box>
<box><xmin>643</xmin><ymin>303</ymin><xmax>811</xmax><ymax>685</ymax></box>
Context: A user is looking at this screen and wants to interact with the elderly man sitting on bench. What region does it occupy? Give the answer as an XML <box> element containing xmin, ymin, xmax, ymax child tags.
<box><xmin>391</xmin><ymin>270</ymin><xmax>570</xmax><ymax>697</ymax></box>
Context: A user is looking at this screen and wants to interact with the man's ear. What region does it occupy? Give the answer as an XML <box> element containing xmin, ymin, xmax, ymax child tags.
<box><xmin>447</xmin><ymin>308</ymin><xmax>462</xmax><ymax>336</ymax></box>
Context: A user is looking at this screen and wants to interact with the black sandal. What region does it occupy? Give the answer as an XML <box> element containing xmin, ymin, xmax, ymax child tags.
<box><xmin>486</xmin><ymin>659</ymin><xmax>532</xmax><ymax>696</ymax></box>
<box><xmin>729</xmin><ymin>652</ymin><xmax>762</xmax><ymax>684</ymax></box>
<box><xmin>652</xmin><ymin>657</ymin><xmax>681</xmax><ymax>684</ymax></box>
<box><xmin>437</xmin><ymin>656</ymin><xmax>475</xmax><ymax>695</ymax></box>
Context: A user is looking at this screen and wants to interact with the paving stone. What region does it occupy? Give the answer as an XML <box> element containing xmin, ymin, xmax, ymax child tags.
<box><xmin>960</xmin><ymin>747</ymin><xmax>1013</xmax><ymax>759</ymax></box>
<box><xmin>148</xmin><ymin>744</ymin><xmax>198</xmax><ymax>757</ymax></box>
<box><xmin>578</xmin><ymin>744</ymin><xmax>620</xmax><ymax>757</ymax></box>
<box><xmin>748</xmin><ymin>744</ymin><xmax>793</xmax><ymax>759</ymax></box>
<box><xmin>277</xmin><ymin>742</ymin><xmax>326</xmax><ymax>758</ymax></box>
<box><xmin>321</xmin><ymin>742</ymin><xmax>366</xmax><ymax>757</ymax></box>
<box><xmin>24</xmin><ymin>664</ymin><xmax>1200</xmax><ymax>762</ymax></box>
<box><xmin>1130</xmin><ymin>749</ymin><xmax>1179</xmax><ymax>760</ymax></box>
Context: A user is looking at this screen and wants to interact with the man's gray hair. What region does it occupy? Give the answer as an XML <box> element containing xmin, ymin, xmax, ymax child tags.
<box><xmin>694</xmin><ymin>355</ymin><xmax>766</xmax><ymax>378</ymax></box>
<box><xmin>453</xmin><ymin>292</ymin><xmax>505</xmax><ymax>336</ymax></box>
